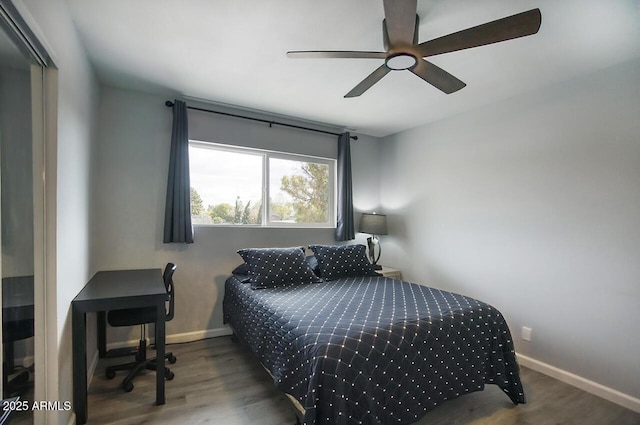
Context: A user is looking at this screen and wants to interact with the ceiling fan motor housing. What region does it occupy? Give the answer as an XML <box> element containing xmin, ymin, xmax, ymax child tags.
<box><xmin>385</xmin><ymin>53</ymin><xmax>418</xmax><ymax>70</ymax></box>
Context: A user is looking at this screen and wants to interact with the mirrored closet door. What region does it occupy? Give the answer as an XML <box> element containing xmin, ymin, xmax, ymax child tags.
<box><xmin>0</xmin><ymin>2</ymin><xmax>51</xmax><ymax>423</ymax></box>
<box><xmin>0</xmin><ymin>17</ymin><xmax>35</xmax><ymax>425</ymax></box>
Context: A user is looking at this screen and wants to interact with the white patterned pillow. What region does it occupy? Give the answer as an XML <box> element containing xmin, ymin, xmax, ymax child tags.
<box><xmin>237</xmin><ymin>247</ymin><xmax>321</xmax><ymax>289</ymax></box>
<box><xmin>309</xmin><ymin>244</ymin><xmax>380</xmax><ymax>281</ymax></box>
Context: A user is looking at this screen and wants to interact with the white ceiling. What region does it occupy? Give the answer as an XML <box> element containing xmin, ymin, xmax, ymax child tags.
<box><xmin>66</xmin><ymin>0</ymin><xmax>640</xmax><ymax>137</ymax></box>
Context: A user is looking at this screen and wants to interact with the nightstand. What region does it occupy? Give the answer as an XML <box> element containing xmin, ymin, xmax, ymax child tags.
<box><xmin>378</xmin><ymin>266</ymin><xmax>402</xmax><ymax>280</ymax></box>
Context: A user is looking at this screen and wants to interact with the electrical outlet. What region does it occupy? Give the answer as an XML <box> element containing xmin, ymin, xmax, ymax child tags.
<box><xmin>521</xmin><ymin>326</ymin><xmax>533</xmax><ymax>342</ymax></box>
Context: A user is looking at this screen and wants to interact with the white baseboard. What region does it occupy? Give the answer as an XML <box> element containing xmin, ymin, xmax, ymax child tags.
<box><xmin>106</xmin><ymin>326</ymin><xmax>233</xmax><ymax>351</ymax></box>
<box><xmin>517</xmin><ymin>353</ymin><xmax>640</xmax><ymax>414</ymax></box>
<box><xmin>166</xmin><ymin>326</ymin><xmax>233</xmax><ymax>344</ymax></box>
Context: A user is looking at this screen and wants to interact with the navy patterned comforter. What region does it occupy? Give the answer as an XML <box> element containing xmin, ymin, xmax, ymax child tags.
<box><xmin>223</xmin><ymin>275</ymin><xmax>525</xmax><ymax>425</ymax></box>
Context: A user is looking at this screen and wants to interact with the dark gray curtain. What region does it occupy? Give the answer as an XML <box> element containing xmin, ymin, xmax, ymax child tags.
<box><xmin>335</xmin><ymin>132</ymin><xmax>355</xmax><ymax>241</ymax></box>
<box><xmin>163</xmin><ymin>100</ymin><xmax>194</xmax><ymax>244</ymax></box>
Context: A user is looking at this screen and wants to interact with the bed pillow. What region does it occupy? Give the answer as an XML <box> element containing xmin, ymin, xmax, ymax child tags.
<box><xmin>231</xmin><ymin>263</ymin><xmax>250</xmax><ymax>276</ymax></box>
<box><xmin>234</xmin><ymin>256</ymin><xmax>319</xmax><ymax>277</ymax></box>
<box><xmin>237</xmin><ymin>246</ymin><xmax>321</xmax><ymax>289</ymax></box>
<box><xmin>309</xmin><ymin>244</ymin><xmax>381</xmax><ymax>280</ymax></box>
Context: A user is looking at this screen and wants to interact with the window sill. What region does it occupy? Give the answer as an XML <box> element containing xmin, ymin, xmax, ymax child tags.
<box><xmin>193</xmin><ymin>223</ymin><xmax>335</xmax><ymax>230</ymax></box>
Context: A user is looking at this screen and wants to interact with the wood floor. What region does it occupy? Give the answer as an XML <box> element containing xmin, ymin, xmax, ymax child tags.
<box><xmin>84</xmin><ymin>336</ymin><xmax>640</xmax><ymax>425</ymax></box>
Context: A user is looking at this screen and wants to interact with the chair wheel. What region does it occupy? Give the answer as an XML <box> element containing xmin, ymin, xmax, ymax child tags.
<box><xmin>122</xmin><ymin>381</ymin><xmax>134</xmax><ymax>392</ymax></box>
<box><xmin>105</xmin><ymin>369</ymin><xmax>116</xmax><ymax>379</ymax></box>
<box><xmin>168</xmin><ymin>354</ymin><xmax>177</xmax><ymax>364</ymax></box>
<box><xmin>165</xmin><ymin>370</ymin><xmax>174</xmax><ymax>381</ymax></box>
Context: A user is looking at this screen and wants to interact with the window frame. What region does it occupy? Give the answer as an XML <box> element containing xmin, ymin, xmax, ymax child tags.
<box><xmin>189</xmin><ymin>140</ymin><xmax>337</xmax><ymax>228</ymax></box>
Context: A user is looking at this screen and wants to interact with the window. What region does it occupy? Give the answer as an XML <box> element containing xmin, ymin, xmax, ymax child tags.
<box><xmin>189</xmin><ymin>141</ymin><xmax>336</xmax><ymax>227</ymax></box>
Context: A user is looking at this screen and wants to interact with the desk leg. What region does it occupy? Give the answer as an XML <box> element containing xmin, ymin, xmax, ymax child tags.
<box><xmin>155</xmin><ymin>303</ymin><xmax>166</xmax><ymax>405</ymax></box>
<box><xmin>97</xmin><ymin>311</ymin><xmax>107</xmax><ymax>358</ymax></box>
<box><xmin>72</xmin><ymin>307</ymin><xmax>88</xmax><ymax>425</ymax></box>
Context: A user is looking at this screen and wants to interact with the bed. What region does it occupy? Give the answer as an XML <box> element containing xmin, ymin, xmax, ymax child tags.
<box><xmin>223</xmin><ymin>245</ymin><xmax>525</xmax><ymax>425</ymax></box>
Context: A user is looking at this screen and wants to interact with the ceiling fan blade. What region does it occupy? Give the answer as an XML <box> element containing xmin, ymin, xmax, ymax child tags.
<box><xmin>417</xmin><ymin>8</ymin><xmax>542</xmax><ymax>58</ymax></box>
<box><xmin>410</xmin><ymin>59</ymin><xmax>466</xmax><ymax>94</ymax></box>
<box><xmin>383</xmin><ymin>0</ymin><xmax>418</xmax><ymax>46</ymax></box>
<box><xmin>345</xmin><ymin>65</ymin><xmax>391</xmax><ymax>98</ymax></box>
<box><xmin>287</xmin><ymin>50</ymin><xmax>386</xmax><ymax>59</ymax></box>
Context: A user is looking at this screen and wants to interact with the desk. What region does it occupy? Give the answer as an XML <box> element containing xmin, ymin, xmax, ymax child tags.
<box><xmin>2</xmin><ymin>276</ymin><xmax>34</xmax><ymax>397</ymax></box>
<box><xmin>72</xmin><ymin>269</ymin><xmax>167</xmax><ymax>425</ymax></box>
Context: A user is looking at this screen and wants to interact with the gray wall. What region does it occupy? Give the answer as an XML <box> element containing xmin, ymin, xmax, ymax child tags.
<box><xmin>379</xmin><ymin>58</ymin><xmax>640</xmax><ymax>399</ymax></box>
<box><xmin>91</xmin><ymin>85</ymin><xmax>381</xmax><ymax>345</ymax></box>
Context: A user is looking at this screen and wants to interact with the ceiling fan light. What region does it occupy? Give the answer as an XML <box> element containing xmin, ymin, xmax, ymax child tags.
<box><xmin>385</xmin><ymin>53</ymin><xmax>417</xmax><ymax>70</ymax></box>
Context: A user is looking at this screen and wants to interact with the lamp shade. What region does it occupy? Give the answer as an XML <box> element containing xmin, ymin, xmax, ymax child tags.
<box><xmin>358</xmin><ymin>213</ymin><xmax>388</xmax><ymax>235</ymax></box>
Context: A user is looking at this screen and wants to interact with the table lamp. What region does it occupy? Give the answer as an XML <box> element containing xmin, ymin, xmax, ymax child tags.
<box><xmin>358</xmin><ymin>212</ymin><xmax>388</xmax><ymax>270</ymax></box>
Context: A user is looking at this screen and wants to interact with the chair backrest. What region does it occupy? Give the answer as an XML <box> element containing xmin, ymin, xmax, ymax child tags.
<box><xmin>163</xmin><ymin>263</ymin><xmax>177</xmax><ymax>322</ymax></box>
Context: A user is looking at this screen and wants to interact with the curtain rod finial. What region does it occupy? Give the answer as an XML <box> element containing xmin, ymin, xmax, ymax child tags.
<box><xmin>165</xmin><ymin>100</ymin><xmax>174</xmax><ymax>107</ymax></box>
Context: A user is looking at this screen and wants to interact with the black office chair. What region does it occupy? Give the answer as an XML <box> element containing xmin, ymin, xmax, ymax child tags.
<box><xmin>105</xmin><ymin>263</ymin><xmax>177</xmax><ymax>392</ymax></box>
<box><xmin>2</xmin><ymin>276</ymin><xmax>35</xmax><ymax>399</ymax></box>
<box><xmin>2</xmin><ymin>317</ymin><xmax>33</xmax><ymax>398</ymax></box>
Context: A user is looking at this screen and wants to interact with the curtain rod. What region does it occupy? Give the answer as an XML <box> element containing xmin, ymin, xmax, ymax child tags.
<box><xmin>165</xmin><ymin>101</ymin><xmax>357</xmax><ymax>140</ymax></box>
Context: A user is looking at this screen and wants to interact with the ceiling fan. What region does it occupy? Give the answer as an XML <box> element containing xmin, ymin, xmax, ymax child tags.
<box><xmin>287</xmin><ymin>1</ymin><xmax>542</xmax><ymax>98</ymax></box>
